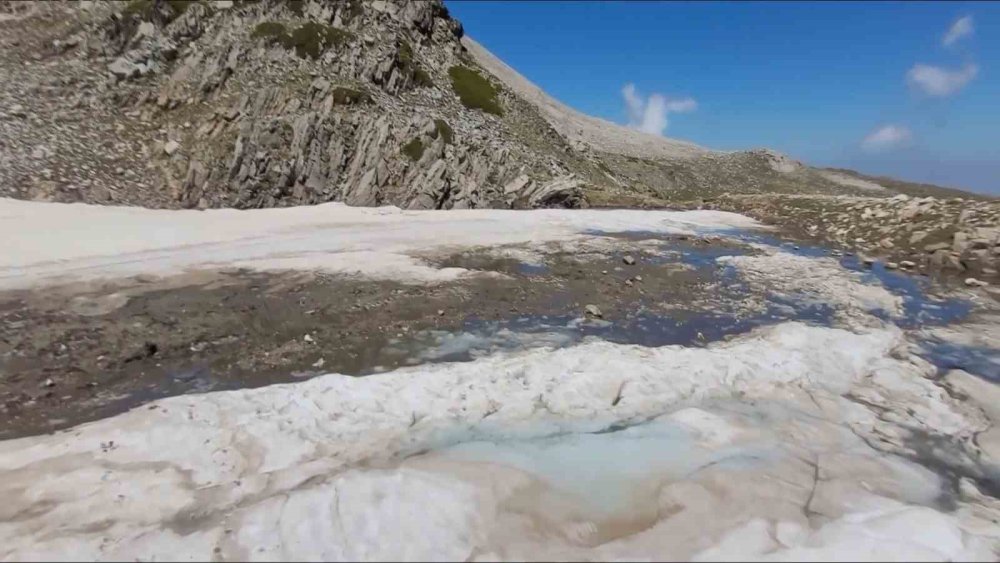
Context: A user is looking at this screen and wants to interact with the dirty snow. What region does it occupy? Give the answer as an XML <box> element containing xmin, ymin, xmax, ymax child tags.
<box><xmin>2</xmin><ymin>199</ymin><xmax>999</xmax><ymax>560</ymax></box>
<box><xmin>719</xmin><ymin>248</ymin><xmax>904</xmax><ymax>317</ymax></box>
<box><xmin>0</xmin><ymin>198</ymin><xmax>760</xmax><ymax>289</ymax></box>
<box><xmin>1</xmin><ymin>322</ymin><xmax>998</xmax><ymax>560</ymax></box>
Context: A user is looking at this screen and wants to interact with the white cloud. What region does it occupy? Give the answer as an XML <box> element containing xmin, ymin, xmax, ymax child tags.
<box><xmin>906</xmin><ymin>63</ymin><xmax>978</xmax><ymax>97</ymax></box>
<box><xmin>942</xmin><ymin>15</ymin><xmax>974</xmax><ymax>47</ymax></box>
<box><xmin>861</xmin><ymin>125</ymin><xmax>913</xmax><ymax>152</ymax></box>
<box><xmin>621</xmin><ymin>83</ymin><xmax>696</xmax><ymax>136</ymax></box>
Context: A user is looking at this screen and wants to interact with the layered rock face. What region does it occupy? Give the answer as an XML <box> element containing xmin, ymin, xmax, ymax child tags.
<box><xmin>0</xmin><ymin>1</ymin><xmax>992</xmax><ymax>218</ymax></box>
<box><xmin>0</xmin><ymin>0</ymin><xmax>585</xmax><ymax>210</ymax></box>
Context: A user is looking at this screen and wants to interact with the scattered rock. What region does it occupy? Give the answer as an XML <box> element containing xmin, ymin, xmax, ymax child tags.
<box><xmin>163</xmin><ymin>140</ymin><xmax>180</xmax><ymax>156</ymax></box>
<box><xmin>965</xmin><ymin>278</ymin><xmax>988</xmax><ymax>287</ymax></box>
<box><xmin>622</xmin><ymin>255</ymin><xmax>636</xmax><ymax>265</ymax></box>
<box><xmin>584</xmin><ymin>304</ymin><xmax>603</xmax><ymax>318</ymax></box>
<box><xmin>953</xmin><ymin>232</ymin><xmax>969</xmax><ymax>253</ymax></box>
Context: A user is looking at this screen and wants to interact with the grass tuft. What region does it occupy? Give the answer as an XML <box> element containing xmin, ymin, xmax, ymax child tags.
<box><xmin>402</xmin><ymin>138</ymin><xmax>425</xmax><ymax>161</ymax></box>
<box><xmin>433</xmin><ymin>119</ymin><xmax>454</xmax><ymax>145</ymax></box>
<box><xmin>251</xmin><ymin>21</ymin><xmax>354</xmax><ymax>59</ymax></box>
<box><xmin>448</xmin><ymin>65</ymin><xmax>502</xmax><ymax>116</ymax></box>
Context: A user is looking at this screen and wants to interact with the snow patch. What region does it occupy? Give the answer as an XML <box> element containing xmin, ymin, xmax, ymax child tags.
<box><xmin>0</xmin><ymin>198</ymin><xmax>761</xmax><ymax>289</ymax></box>
<box><xmin>2</xmin><ymin>322</ymin><xmax>995</xmax><ymax>559</ymax></box>
<box><xmin>719</xmin><ymin>248</ymin><xmax>903</xmax><ymax>317</ymax></box>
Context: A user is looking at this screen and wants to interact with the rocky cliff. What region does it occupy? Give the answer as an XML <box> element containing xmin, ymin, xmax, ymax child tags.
<box><xmin>0</xmin><ymin>0</ymin><xmax>993</xmax><ymax>213</ymax></box>
<box><xmin>0</xmin><ymin>0</ymin><xmax>593</xmax><ymax>210</ymax></box>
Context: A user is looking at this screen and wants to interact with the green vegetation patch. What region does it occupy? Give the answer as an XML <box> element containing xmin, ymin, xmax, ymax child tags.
<box><xmin>342</xmin><ymin>0</ymin><xmax>364</xmax><ymax>23</ymax></box>
<box><xmin>433</xmin><ymin>119</ymin><xmax>454</xmax><ymax>145</ymax></box>
<box><xmin>448</xmin><ymin>65</ymin><xmax>502</xmax><ymax>116</ymax></box>
<box><xmin>287</xmin><ymin>0</ymin><xmax>306</xmax><ymax>17</ymax></box>
<box><xmin>251</xmin><ymin>21</ymin><xmax>289</xmax><ymax>43</ymax></box>
<box><xmin>251</xmin><ymin>21</ymin><xmax>354</xmax><ymax>59</ymax></box>
<box><xmin>331</xmin><ymin>87</ymin><xmax>369</xmax><ymax>105</ymax></box>
<box><xmin>396</xmin><ymin>41</ymin><xmax>434</xmax><ymax>89</ymax></box>
<box><xmin>397</xmin><ymin>40</ymin><xmax>414</xmax><ymax>67</ymax></box>
<box><xmin>413</xmin><ymin>68</ymin><xmax>434</xmax><ymax>88</ymax></box>
<box><xmin>287</xmin><ymin>22</ymin><xmax>354</xmax><ymax>59</ymax></box>
<box><xmin>402</xmin><ymin>138</ymin><xmax>425</xmax><ymax>161</ymax></box>
<box><xmin>123</xmin><ymin>0</ymin><xmax>201</xmax><ymax>23</ymax></box>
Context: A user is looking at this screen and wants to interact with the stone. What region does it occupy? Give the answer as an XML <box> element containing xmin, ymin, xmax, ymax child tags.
<box><xmin>946</xmin><ymin>254</ymin><xmax>966</xmax><ymax>271</ymax></box>
<box><xmin>584</xmin><ymin>304</ymin><xmax>603</xmax><ymax>318</ymax></box>
<box><xmin>623</xmin><ymin>255</ymin><xmax>636</xmax><ymax>265</ymax></box>
<box><xmin>908</xmin><ymin>231</ymin><xmax>928</xmax><ymax>245</ymax></box>
<box><xmin>924</xmin><ymin>242</ymin><xmax>950</xmax><ymax>253</ymax></box>
<box><xmin>40</xmin><ymin>378</ymin><xmax>55</xmax><ymax>388</ymax></box>
<box><xmin>953</xmin><ymin>232</ymin><xmax>969</xmax><ymax>253</ymax></box>
<box><xmin>163</xmin><ymin>140</ymin><xmax>180</xmax><ymax>155</ymax></box>
<box><xmin>898</xmin><ymin>201</ymin><xmax>922</xmax><ymax>221</ymax></box>
<box><xmin>965</xmin><ymin>278</ymin><xmax>988</xmax><ymax>287</ymax></box>
<box><xmin>899</xmin><ymin>260</ymin><xmax>916</xmax><ymax>269</ymax></box>
<box><xmin>885</xmin><ymin>262</ymin><xmax>898</xmax><ymax>270</ymax></box>
<box><xmin>108</xmin><ymin>57</ymin><xmax>140</xmax><ymax>79</ymax></box>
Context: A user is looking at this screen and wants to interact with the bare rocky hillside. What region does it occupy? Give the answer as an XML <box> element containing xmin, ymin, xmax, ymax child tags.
<box><xmin>0</xmin><ymin>0</ymin><xmax>997</xmax><ymax>281</ymax></box>
<box><xmin>0</xmin><ymin>0</ymin><xmax>595</xmax><ymax>210</ymax></box>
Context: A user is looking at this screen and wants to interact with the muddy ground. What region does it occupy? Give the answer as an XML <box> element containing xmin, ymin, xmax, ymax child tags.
<box><xmin>0</xmin><ymin>234</ymin><xmax>768</xmax><ymax>439</ymax></box>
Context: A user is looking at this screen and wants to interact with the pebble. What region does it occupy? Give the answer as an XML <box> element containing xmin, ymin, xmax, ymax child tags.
<box><xmin>885</xmin><ymin>262</ymin><xmax>898</xmax><ymax>270</ymax></box>
<box><xmin>584</xmin><ymin>304</ymin><xmax>603</xmax><ymax>318</ymax></box>
<box><xmin>899</xmin><ymin>260</ymin><xmax>916</xmax><ymax>268</ymax></box>
<box><xmin>623</xmin><ymin>255</ymin><xmax>636</xmax><ymax>265</ymax></box>
<box><xmin>965</xmin><ymin>278</ymin><xmax>988</xmax><ymax>287</ymax></box>
<box><xmin>303</xmin><ymin>334</ymin><xmax>314</xmax><ymax>343</ymax></box>
<box><xmin>41</xmin><ymin>378</ymin><xmax>55</xmax><ymax>388</ymax></box>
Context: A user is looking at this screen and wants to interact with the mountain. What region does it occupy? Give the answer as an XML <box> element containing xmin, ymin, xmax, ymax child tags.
<box><xmin>0</xmin><ymin>0</ymin><xmax>991</xmax><ymax>214</ymax></box>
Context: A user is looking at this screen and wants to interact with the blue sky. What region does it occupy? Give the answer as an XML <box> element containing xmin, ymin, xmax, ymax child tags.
<box><xmin>446</xmin><ymin>1</ymin><xmax>998</xmax><ymax>194</ymax></box>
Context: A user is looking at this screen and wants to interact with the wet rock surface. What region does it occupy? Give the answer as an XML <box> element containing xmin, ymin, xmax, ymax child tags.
<box><xmin>0</xmin><ymin>234</ymin><xmax>754</xmax><ymax>438</ymax></box>
<box><xmin>694</xmin><ymin>193</ymin><xmax>1000</xmax><ymax>293</ymax></box>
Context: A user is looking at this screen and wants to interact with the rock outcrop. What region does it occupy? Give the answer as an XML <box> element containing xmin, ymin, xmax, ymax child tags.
<box><xmin>0</xmin><ymin>0</ymin><xmax>993</xmax><ymax>219</ymax></box>
<box><xmin>0</xmin><ymin>0</ymin><xmax>582</xmax><ymax>210</ymax></box>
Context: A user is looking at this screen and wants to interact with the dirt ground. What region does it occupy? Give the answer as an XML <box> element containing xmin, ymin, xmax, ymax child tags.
<box><xmin>0</xmin><ymin>234</ymin><xmax>759</xmax><ymax>439</ymax></box>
